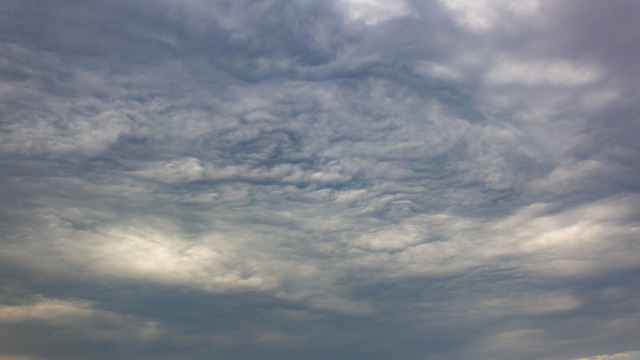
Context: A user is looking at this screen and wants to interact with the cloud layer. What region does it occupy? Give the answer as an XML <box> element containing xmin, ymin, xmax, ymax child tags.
<box><xmin>1</xmin><ymin>0</ymin><xmax>639</xmax><ymax>359</ymax></box>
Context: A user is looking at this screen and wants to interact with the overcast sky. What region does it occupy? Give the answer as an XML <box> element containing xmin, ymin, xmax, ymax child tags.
<box><xmin>1</xmin><ymin>0</ymin><xmax>639</xmax><ymax>359</ymax></box>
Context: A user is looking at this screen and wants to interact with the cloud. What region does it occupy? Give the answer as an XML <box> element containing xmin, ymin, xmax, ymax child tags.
<box><xmin>438</xmin><ymin>0</ymin><xmax>540</xmax><ymax>30</ymax></box>
<box><xmin>1</xmin><ymin>0</ymin><xmax>639</xmax><ymax>359</ymax></box>
<box><xmin>0</xmin><ymin>296</ymin><xmax>163</xmax><ymax>341</ymax></box>
<box><xmin>485</xmin><ymin>58</ymin><xmax>602</xmax><ymax>86</ymax></box>
<box><xmin>0</xmin><ymin>295</ymin><xmax>166</xmax><ymax>360</ymax></box>
<box><xmin>132</xmin><ymin>157</ymin><xmax>206</xmax><ymax>183</ymax></box>
<box><xmin>337</xmin><ymin>0</ymin><xmax>409</xmax><ymax>24</ymax></box>
<box><xmin>575</xmin><ymin>352</ymin><xmax>640</xmax><ymax>360</ymax></box>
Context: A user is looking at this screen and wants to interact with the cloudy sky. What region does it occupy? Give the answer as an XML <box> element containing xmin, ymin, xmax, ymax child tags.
<box><xmin>1</xmin><ymin>0</ymin><xmax>639</xmax><ymax>359</ymax></box>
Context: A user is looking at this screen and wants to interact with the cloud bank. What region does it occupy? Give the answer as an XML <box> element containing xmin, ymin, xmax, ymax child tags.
<box><xmin>1</xmin><ymin>0</ymin><xmax>639</xmax><ymax>359</ymax></box>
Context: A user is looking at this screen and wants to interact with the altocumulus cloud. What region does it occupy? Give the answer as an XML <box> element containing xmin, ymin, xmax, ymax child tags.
<box><xmin>1</xmin><ymin>0</ymin><xmax>639</xmax><ymax>359</ymax></box>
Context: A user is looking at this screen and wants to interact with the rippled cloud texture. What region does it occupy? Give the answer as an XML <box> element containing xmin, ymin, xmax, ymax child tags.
<box><xmin>1</xmin><ymin>1</ymin><xmax>639</xmax><ymax>359</ymax></box>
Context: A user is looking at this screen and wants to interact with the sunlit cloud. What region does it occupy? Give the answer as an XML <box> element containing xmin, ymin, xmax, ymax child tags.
<box><xmin>337</xmin><ymin>0</ymin><xmax>409</xmax><ymax>24</ymax></box>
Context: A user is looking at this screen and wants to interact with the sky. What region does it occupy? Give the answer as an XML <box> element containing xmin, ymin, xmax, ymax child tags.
<box><xmin>0</xmin><ymin>0</ymin><xmax>639</xmax><ymax>359</ymax></box>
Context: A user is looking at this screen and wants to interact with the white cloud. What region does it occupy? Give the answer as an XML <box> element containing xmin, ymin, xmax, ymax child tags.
<box><xmin>439</xmin><ymin>0</ymin><xmax>539</xmax><ymax>30</ymax></box>
<box><xmin>575</xmin><ymin>352</ymin><xmax>640</xmax><ymax>360</ymax></box>
<box><xmin>477</xmin><ymin>293</ymin><xmax>581</xmax><ymax>316</ymax></box>
<box><xmin>337</xmin><ymin>0</ymin><xmax>408</xmax><ymax>24</ymax></box>
<box><xmin>415</xmin><ymin>61</ymin><xmax>463</xmax><ymax>81</ymax></box>
<box><xmin>341</xmin><ymin>194</ymin><xmax>640</xmax><ymax>282</ymax></box>
<box><xmin>133</xmin><ymin>157</ymin><xmax>205</xmax><ymax>184</ymax></box>
<box><xmin>0</xmin><ymin>109</ymin><xmax>130</xmax><ymax>156</ymax></box>
<box><xmin>486</xmin><ymin>59</ymin><xmax>602</xmax><ymax>86</ymax></box>
<box><xmin>0</xmin><ymin>355</ymin><xmax>38</xmax><ymax>360</ymax></box>
<box><xmin>0</xmin><ymin>296</ymin><xmax>163</xmax><ymax>342</ymax></box>
<box><xmin>71</xmin><ymin>219</ymin><xmax>278</xmax><ymax>293</ymax></box>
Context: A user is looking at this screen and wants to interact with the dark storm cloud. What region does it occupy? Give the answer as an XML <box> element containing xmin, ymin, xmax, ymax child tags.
<box><xmin>1</xmin><ymin>0</ymin><xmax>639</xmax><ymax>359</ymax></box>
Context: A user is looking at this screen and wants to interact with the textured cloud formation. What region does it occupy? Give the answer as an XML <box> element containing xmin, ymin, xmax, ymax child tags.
<box><xmin>576</xmin><ymin>352</ymin><xmax>640</xmax><ymax>360</ymax></box>
<box><xmin>1</xmin><ymin>0</ymin><xmax>639</xmax><ymax>359</ymax></box>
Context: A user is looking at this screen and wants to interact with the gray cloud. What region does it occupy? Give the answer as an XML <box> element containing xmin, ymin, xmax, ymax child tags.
<box><xmin>1</xmin><ymin>0</ymin><xmax>639</xmax><ymax>359</ymax></box>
